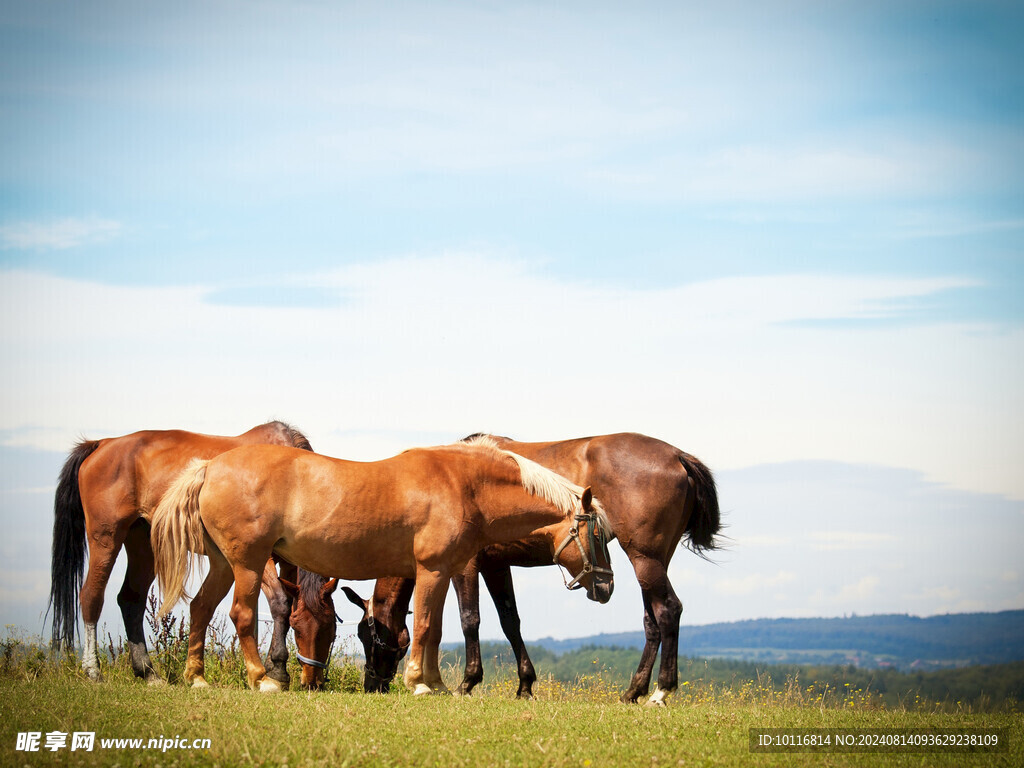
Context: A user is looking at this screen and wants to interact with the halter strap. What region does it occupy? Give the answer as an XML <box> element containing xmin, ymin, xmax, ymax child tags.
<box><xmin>553</xmin><ymin>509</ymin><xmax>614</xmax><ymax>590</ymax></box>
<box><xmin>366</xmin><ymin>594</ymin><xmax>410</xmax><ymax>652</ymax></box>
<box><xmin>294</xmin><ymin>650</ymin><xmax>329</xmax><ymax>671</ymax></box>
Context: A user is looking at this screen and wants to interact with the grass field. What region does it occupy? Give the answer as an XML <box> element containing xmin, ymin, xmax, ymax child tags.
<box><xmin>1</xmin><ymin>634</ymin><xmax>1020</xmax><ymax>767</ymax></box>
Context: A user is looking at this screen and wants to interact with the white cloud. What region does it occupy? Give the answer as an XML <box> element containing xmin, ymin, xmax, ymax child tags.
<box><xmin>836</xmin><ymin>576</ymin><xmax>881</xmax><ymax>602</ymax></box>
<box><xmin>0</xmin><ymin>218</ymin><xmax>121</xmax><ymax>251</ymax></box>
<box><xmin>808</xmin><ymin>532</ymin><xmax>898</xmax><ymax>551</ymax></box>
<box><xmin>739</xmin><ymin>535</ymin><xmax>790</xmax><ymax>549</ymax></box>
<box><xmin>0</xmin><ymin>258</ymin><xmax>1019</xmax><ymax>503</ymax></box>
<box><xmin>715</xmin><ymin>570</ymin><xmax>797</xmax><ymax>597</ymax></box>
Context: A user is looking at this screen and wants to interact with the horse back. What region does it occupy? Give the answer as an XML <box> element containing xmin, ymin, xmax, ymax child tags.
<box><xmin>491</xmin><ymin>433</ymin><xmax>695</xmax><ymax>557</ymax></box>
<box><xmin>77</xmin><ymin>427</ymin><xmax>304</xmax><ymax>522</ymax></box>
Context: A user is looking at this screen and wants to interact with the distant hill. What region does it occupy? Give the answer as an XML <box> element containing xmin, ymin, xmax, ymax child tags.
<box><xmin>523</xmin><ymin>610</ymin><xmax>1024</xmax><ymax>670</ymax></box>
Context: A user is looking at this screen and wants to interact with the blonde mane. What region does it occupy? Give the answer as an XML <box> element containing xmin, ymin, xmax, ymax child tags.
<box><xmin>463</xmin><ymin>435</ymin><xmax>612</xmax><ymax>537</ymax></box>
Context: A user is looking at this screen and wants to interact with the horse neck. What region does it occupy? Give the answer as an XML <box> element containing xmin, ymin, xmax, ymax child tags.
<box><xmin>374</xmin><ymin>577</ymin><xmax>414</xmax><ymax>627</ymax></box>
<box><xmin>474</xmin><ymin>476</ymin><xmax>572</xmax><ymax>544</ymax></box>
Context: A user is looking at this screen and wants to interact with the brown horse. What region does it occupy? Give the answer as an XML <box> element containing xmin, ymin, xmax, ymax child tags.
<box><xmin>150</xmin><ymin>438</ymin><xmax>614</xmax><ymax>694</ymax></box>
<box><xmin>291</xmin><ymin>432</ymin><xmax>720</xmax><ymax>705</ymax></box>
<box><xmin>48</xmin><ymin>421</ymin><xmax>312</xmax><ymax>685</ymax></box>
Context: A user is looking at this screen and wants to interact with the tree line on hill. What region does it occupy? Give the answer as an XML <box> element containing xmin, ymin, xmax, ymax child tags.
<box><xmin>524</xmin><ymin>610</ymin><xmax>1024</xmax><ymax>670</ymax></box>
<box><xmin>446</xmin><ymin>641</ymin><xmax>1024</xmax><ymax>711</ymax></box>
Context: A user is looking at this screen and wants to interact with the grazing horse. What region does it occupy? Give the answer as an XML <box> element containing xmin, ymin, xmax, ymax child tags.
<box><xmin>150</xmin><ymin>438</ymin><xmax>614</xmax><ymax>694</ymax></box>
<box><xmin>48</xmin><ymin>421</ymin><xmax>312</xmax><ymax>685</ymax></box>
<box><xmin>291</xmin><ymin>432</ymin><xmax>720</xmax><ymax>705</ymax></box>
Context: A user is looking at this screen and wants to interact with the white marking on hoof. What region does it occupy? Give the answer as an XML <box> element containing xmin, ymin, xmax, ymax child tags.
<box><xmin>191</xmin><ymin>677</ymin><xmax>210</xmax><ymax>689</ymax></box>
<box><xmin>259</xmin><ymin>678</ymin><xmax>283</xmax><ymax>693</ymax></box>
<box><xmin>146</xmin><ymin>675</ymin><xmax>168</xmax><ymax>687</ymax></box>
<box><xmin>646</xmin><ymin>688</ymin><xmax>668</xmax><ymax>707</ymax></box>
<box><xmin>413</xmin><ymin>683</ymin><xmax>433</xmax><ymax>696</ymax></box>
<box><xmin>82</xmin><ymin>622</ymin><xmax>102</xmax><ymax>682</ymax></box>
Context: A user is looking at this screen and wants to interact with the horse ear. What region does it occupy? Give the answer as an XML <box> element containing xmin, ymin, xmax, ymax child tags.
<box><xmin>581</xmin><ymin>486</ymin><xmax>593</xmax><ymax>510</ymax></box>
<box><xmin>279</xmin><ymin>578</ymin><xmax>300</xmax><ymax>599</ymax></box>
<box><xmin>321</xmin><ymin>578</ymin><xmax>339</xmax><ymax>598</ymax></box>
<box><xmin>341</xmin><ymin>585</ymin><xmax>367</xmax><ymax>611</ymax></box>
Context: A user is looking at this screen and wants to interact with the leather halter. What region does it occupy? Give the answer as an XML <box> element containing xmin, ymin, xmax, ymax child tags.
<box><xmin>293</xmin><ymin>611</ymin><xmax>348</xmax><ymax>681</ymax></box>
<box><xmin>366</xmin><ymin>594</ymin><xmax>410</xmax><ymax>653</ymax></box>
<box><xmin>295</xmin><ymin>649</ymin><xmax>329</xmax><ymax>671</ymax></box>
<box><xmin>553</xmin><ymin>507</ymin><xmax>614</xmax><ymax>590</ymax></box>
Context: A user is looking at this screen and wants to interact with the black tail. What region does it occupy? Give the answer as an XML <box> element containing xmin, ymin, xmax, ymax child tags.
<box><xmin>679</xmin><ymin>452</ymin><xmax>721</xmax><ymax>556</ymax></box>
<box><xmin>48</xmin><ymin>439</ymin><xmax>100</xmax><ymax>651</ymax></box>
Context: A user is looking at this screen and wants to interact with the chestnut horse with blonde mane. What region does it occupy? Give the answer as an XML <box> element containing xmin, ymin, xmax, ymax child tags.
<box><xmin>150</xmin><ymin>438</ymin><xmax>613</xmax><ymax>694</ymax></box>
<box><xmin>48</xmin><ymin>421</ymin><xmax>312</xmax><ymax>685</ymax></box>
<box><xmin>291</xmin><ymin>432</ymin><xmax>720</xmax><ymax>705</ymax></box>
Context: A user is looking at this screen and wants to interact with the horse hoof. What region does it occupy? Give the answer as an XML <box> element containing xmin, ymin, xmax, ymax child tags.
<box><xmin>83</xmin><ymin>667</ymin><xmax>103</xmax><ymax>683</ymax></box>
<box><xmin>646</xmin><ymin>689</ymin><xmax>668</xmax><ymax>707</ymax></box>
<box><xmin>191</xmin><ymin>677</ymin><xmax>210</xmax><ymax>689</ymax></box>
<box><xmin>259</xmin><ymin>678</ymin><xmax>284</xmax><ymax>693</ymax></box>
<box><xmin>146</xmin><ymin>675</ymin><xmax>168</xmax><ymax>687</ymax></box>
<box><xmin>412</xmin><ymin>683</ymin><xmax>433</xmax><ymax>696</ymax></box>
<box><xmin>266</xmin><ymin>675</ymin><xmax>290</xmax><ymax>690</ymax></box>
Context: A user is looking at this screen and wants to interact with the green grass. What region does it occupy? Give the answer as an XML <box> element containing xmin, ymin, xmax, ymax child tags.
<box><xmin>1</xmin><ymin>637</ymin><xmax>1020</xmax><ymax>768</ymax></box>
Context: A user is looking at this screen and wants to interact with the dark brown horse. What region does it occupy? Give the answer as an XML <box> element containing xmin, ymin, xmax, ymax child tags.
<box><xmin>291</xmin><ymin>432</ymin><xmax>720</xmax><ymax>705</ymax></box>
<box><xmin>48</xmin><ymin>421</ymin><xmax>312</xmax><ymax>685</ymax></box>
<box><xmin>150</xmin><ymin>438</ymin><xmax>613</xmax><ymax>693</ymax></box>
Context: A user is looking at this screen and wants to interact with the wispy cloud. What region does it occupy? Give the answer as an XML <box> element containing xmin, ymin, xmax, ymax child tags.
<box><xmin>0</xmin><ymin>217</ymin><xmax>122</xmax><ymax>252</ymax></box>
<box><xmin>836</xmin><ymin>576</ymin><xmax>881</xmax><ymax>602</ymax></box>
<box><xmin>1</xmin><ymin>258</ymin><xmax>1019</xmax><ymax>501</ymax></box>
<box><xmin>808</xmin><ymin>532</ymin><xmax>898</xmax><ymax>551</ymax></box>
<box><xmin>715</xmin><ymin>570</ymin><xmax>797</xmax><ymax>597</ymax></box>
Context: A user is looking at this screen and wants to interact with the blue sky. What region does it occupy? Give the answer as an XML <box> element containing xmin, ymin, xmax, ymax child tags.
<box><xmin>1</xmin><ymin>1</ymin><xmax>1022</xmax><ymax>643</ymax></box>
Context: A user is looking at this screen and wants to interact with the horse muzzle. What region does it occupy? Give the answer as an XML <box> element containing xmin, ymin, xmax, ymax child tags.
<box><xmin>587</xmin><ymin>574</ymin><xmax>614</xmax><ymax>604</ymax></box>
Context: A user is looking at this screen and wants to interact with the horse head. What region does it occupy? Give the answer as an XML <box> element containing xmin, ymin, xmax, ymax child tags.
<box><xmin>552</xmin><ymin>487</ymin><xmax>615</xmax><ymax>604</ymax></box>
<box><xmin>281</xmin><ymin>575</ymin><xmax>338</xmax><ymax>690</ymax></box>
<box><xmin>341</xmin><ymin>582</ymin><xmax>411</xmax><ymax>693</ymax></box>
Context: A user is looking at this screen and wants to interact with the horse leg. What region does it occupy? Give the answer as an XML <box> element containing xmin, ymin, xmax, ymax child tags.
<box><xmin>452</xmin><ymin>559</ymin><xmax>484</xmax><ymax>695</ymax></box>
<box><xmin>403</xmin><ymin>566</ymin><xmax>450</xmax><ymax>695</ymax></box>
<box><xmin>621</xmin><ymin>592</ymin><xmax>660</xmax><ymax>703</ymax></box>
<box><xmin>259</xmin><ymin>558</ymin><xmax>292</xmax><ymax>689</ymax></box>
<box><xmin>647</xmin><ymin>573</ymin><xmax>683</xmax><ymax>707</ymax></box>
<box><xmin>423</xmin><ymin>591</ymin><xmax>449</xmax><ymax>694</ymax></box>
<box><xmin>184</xmin><ymin>547</ymin><xmax>234</xmax><ymax>688</ymax></box>
<box><xmin>79</xmin><ymin>516</ymin><xmax>132</xmax><ymax>682</ymax></box>
<box><xmin>117</xmin><ymin>519</ymin><xmax>160</xmax><ymax>683</ymax></box>
<box><xmin>480</xmin><ymin>561</ymin><xmax>537</xmax><ymax>699</ymax></box>
<box><xmin>228</xmin><ymin>562</ymin><xmax>278</xmax><ymax>692</ymax></box>
<box><xmin>624</xmin><ymin>555</ymin><xmax>682</xmax><ymax>706</ymax></box>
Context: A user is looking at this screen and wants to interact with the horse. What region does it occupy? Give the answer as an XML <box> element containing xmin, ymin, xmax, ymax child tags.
<box><xmin>48</xmin><ymin>421</ymin><xmax>312</xmax><ymax>685</ymax></box>
<box><xmin>290</xmin><ymin>432</ymin><xmax>720</xmax><ymax>705</ymax></box>
<box><xmin>149</xmin><ymin>437</ymin><xmax>614</xmax><ymax>694</ymax></box>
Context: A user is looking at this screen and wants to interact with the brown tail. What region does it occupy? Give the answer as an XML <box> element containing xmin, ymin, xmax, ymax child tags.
<box><xmin>150</xmin><ymin>459</ymin><xmax>210</xmax><ymax>616</ymax></box>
